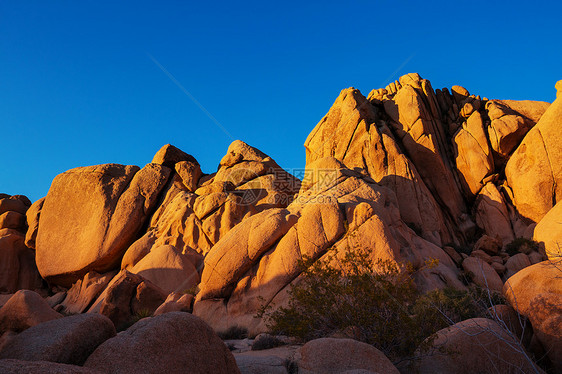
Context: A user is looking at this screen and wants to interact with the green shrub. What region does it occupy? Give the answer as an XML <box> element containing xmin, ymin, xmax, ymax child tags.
<box><xmin>217</xmin><ymin>325</ymin><xmax>248</xmax><ymax>340</ymax></box>
<box><xmin>251</xmin><ymin>334</ymin><xmax>283</xmax><ymax>351</ymax></box>
<box><xmin>259</xmin><ymin>246</ymin><xmax>497</xmax><ymax>363</ymax></box>
<box><xmin>505</xmin><ymin>238</ymin><xmax>539</xmax><ymax>256</ymax></box>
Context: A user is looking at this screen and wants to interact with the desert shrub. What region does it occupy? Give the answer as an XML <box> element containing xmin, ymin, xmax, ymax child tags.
<box><xmin>217</xmin><ymin>325</ymin><xmax>248</xmax><ymax>340</ymax></box>
<box><xmin>259</xmin><ymin>247</ymin><xmax>489</xmax><ymax>362</ymax></box>
<box><xmin>505</xmin><ymin>238</ymin><xmax>539</xmax><ymax>256</ymax></box>
<box><xmin>251</xmin><ymin>334</ymin><xmax>283</xmax><ymax>351</ymax></box>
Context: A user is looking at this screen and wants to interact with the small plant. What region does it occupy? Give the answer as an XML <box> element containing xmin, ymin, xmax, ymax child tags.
<box><xmin>505</xmin><ymin>238</ymin><xmax>539</xmax><ymax>256</ymax></box>
<box><xmin>217</xmin><ymin>325</ymin><xmax>248</xmax><ymax>340</ymax></box>
<box><xmin>183</xmin><ymin>285</ymin><xmax>200</xmax><ymax>296</ymax></box>
<box><xmin>251</xmin><ymin>334</ymin><xmax>283</xmax><ymax>351</ymax></box>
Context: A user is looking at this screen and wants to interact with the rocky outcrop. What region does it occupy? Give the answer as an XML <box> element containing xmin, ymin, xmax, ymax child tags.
<box><xmin>504</xmin><ymin>261</ymin><xmax>562</xmax><ymax>371</ymax></box>
<box><xmin>0</xmin><ymin>314</ymin><xmax>115</xmax><ymax>366</ymax></box>
<box><xmin>506</xmin><ymin>81</ymin><xmax>562</xmax><ymax>224</ymax></box>
<box><xmin>35</xmin><ymin>163</ymin><xmax>171</xmax><ymax>286</ymax></box>
<box><xmin>305</xmin><ymin>86</ymin><xmax>452</xmax><ymax>246</ymax></box>
<box><xmin>194</xmin><ymin>158</ymin><xmax>464</xmax><ymax>335</ymax></box>
<box><xmin>84</xmin><ymin>312</ymin><xmax>240</xmax><ymax>374</ymax></box>
<box><xmin>298</xmin><ymin>338</ymin><xmax>399</xmax><ymax>374</ymax></box>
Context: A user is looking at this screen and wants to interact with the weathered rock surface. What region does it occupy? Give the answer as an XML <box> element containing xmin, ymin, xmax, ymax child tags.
<box><xmin>0</xmin><ymin>228</ymin><xmax>43</xmax><ymax>293</ymax></box>
<box><xmin>462</xmin><ymin>256</ymin><xmax>503</xmax><ymax>292</ymax></box>
<box><xmin>305</xmin><ymin>87</ymin><xmax>452</xmax><ymax>246</ymax></box>
<box><xmin>36</xmin><ymin>163</ymin><xmax>171</xmax><ymax>286</ymax></box>
<box><xmin>87</xmin><ymin>270</ymin><xmax>166</xmax><ymax>329</ymax></box>
<box><xmin>152</xmin><ymin>292</ymin><xmax>193</xmax><ymax>316</ymax></box>
<box><xmin>0</xmin><ymin>360</ymin><xmax>104</xmax><ymax>374</ymax></box>
<box><xmin>417</xmin><ymin>318</ymin><xmax>542</xmax><ymax>374</ymax></box>
<box><xmin>0</xmin><ymin>290</ymin><xmax>61</xmax><ymax>334</ymax></box>
<box><xmin>533</xmin><ymin>200</ymin><xmax>562</xmax><ymax>259</ymax></box>
<box><xmin>486</xmin><ymin>99</ymin><xmax>550</xmax><ymax>160</ymax></box>
<box><xmin>84</xmin><ymin>312</ymin><xmax>240</xmax><ymax>374</ymax></box>
<box><xmin>506</xmin><ymin>81</ymin><xmax>562</xmax><ymax>223</ymax></box>
<box><xmin>298</xmin><ymin>338</ymin><xmax>399</xmax><ymax>374</ymax></box>
<box><xmin>0</xmin><ymin>314</ymin><xmax>115</xmax><ymax>365</ymax></box>
<box><xmin>130</xmin><ymin>244</ymin><xmax>200</xmax><ymax>294</ymax></box>
<box><xmin>24</xmin><ymin>197</ymin><xmax>44</xmax><ymax>249</ymax></box>
<box><xmin>58</xmin><ymin>271</ymin><xmax>116</xmax><ymax>315</ymax></box>
<box><xmin>195</xmin><ymin>160</ymin><xmax>464</xmax><ymax>335</ymax></box>
<box><xmin>504</xmin><ymin>261</ymin><xmax>562</xmax><ymax>371</ymax></box>
<box><xmin>474</xmin><ymin>183</ymin><xmax>514</xmax><ymax>246</ymax></box>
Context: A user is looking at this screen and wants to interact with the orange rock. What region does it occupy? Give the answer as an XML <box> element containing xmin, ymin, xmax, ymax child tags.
<box><xmin>59</xmin><ymin>271</ymin><xmax>116</xmax><ymax>315</ymax></box>
<box><xmin>504</xmin><ymin>253</ymin><xmax>531</xmax><ymax>279</ymax></box>
<box><xmin>486</xmin><ymin>99</ymin><xmax>549</xmax><ymax>159</ymax></box>
<box><xmin>0</xmin><ymin>211</ymin><xmax>25</xmax><ymax>231</ymax></box>
<box><xmin>84</xmin><ymin>312</ymin><xmax>240</xmax><ymax>374</ymax></box>
<box><xmin>0</xmin><ymin>229</ymin><xmax>42</xmax><ymax>293</ymax></box>
<box><xmin>0</xmin><ymin>197</ymin><xmax>27</xmax><ymax>216</ymax></box>
<box><xmin>0</xmin><ymin>290</ymin><xmax>61</xmax><ymax>335</ymax></box>
<box><xmin>153</xmin><ymin>293</ymin><xmax>193</xmax><ymax>316</ymax></box>
<box><xmin>474</xmin><ymin>183</ymin><xmax>514</xmax><ymax>246</ymax></box>
<box><xmin>151</xmin><ymin>144</ymin><xmax>198</xmax><ymax>168</ymax></box>
<box><xmin>24</xmin><ymin>197</ymin><xmax>44</xmax><ymax>249</ymax></box>
<box><xmin>36</xmin><ymin>163</ymin><xmax>171</xmax><ymax>286</ymax></box>
<box><xmin>504</xmin><ymin>261</ymin><xmax>562</xmax><ymax>371</ymax></box>
<box><xmin>88</xmin><ymin>270</ymin><xmax>166</xmax><ymax>329</ymax></box>
<box><xmin>453</xmin><ymin>111</ymin><xmax>494</xmax><ymax>197</ymax></box>
<box><xmin>506</xmin><ymin>81</ymin><xmax>562</xmax><ymax>223</ymax></box>
<box><xmin>533</xmin><ymin>200</ymin><xmax>562</xmax><ymax>259</ymax></box>
<box><xmin>130</xmin><ymin>244</ymin><xmax>200</xmax><ymax>294</ymax></box>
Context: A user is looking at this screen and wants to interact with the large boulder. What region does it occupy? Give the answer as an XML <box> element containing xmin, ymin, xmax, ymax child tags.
<box><xmin>506</xmin><ymin>81</ymin><xmax>562</xmax><ymax>223</ymax></box>
<box><xmin>35</xmin><ymin>163</ymin><xmax>171</xmax><ymax>286</ymax></box>
<box><xmin>298</xmin><ymin>338</ymin><xmax>399</xmax><ymax>374</ymax></box>
<box><xmin>84</xmin><ymin>312</ymin><xmax>240</xmax><ymax>374</ymax></box>
<box><xmin>24</xmin><ymin>197</ymin><xmax>44</xmax><ymax>249</ymax></box>
<box><xmin>533</xmin><ymin>200</ymin><xmax>562</xmax><ymax>259</ymax></box>
<box><xmin>416</xmin><ymin>318</ymin><xmax>542</xmax><ymax>373</ymax></box>
<box><xmin>0</xmin><ymin>290</ymin><xmax>61</xmax><ymax>335</ymax></box>
<box><xmin>0</xmin><ymin>314</ymin><xmax>115</xmax><ymax>366</ymax></box>
<box><xmin>503</xmin><ymin>261</ymin><xmax>562</xmax><ymax>371</ymax></box>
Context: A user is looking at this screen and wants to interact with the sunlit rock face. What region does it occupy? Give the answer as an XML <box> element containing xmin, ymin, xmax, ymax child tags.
<box><xmin>35</xmin><ymin>163</ymin><xmax>171</xmax><ymax>287</ymax></box>
<box><xmin>11</xmin><ymin>75</ymin><xmax>562</xmax><ymax>364</ymax></box>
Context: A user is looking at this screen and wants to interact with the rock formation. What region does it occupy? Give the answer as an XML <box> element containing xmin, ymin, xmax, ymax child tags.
<box><xmin>1</xmin><ymin>73</ymin><xmax>560</xmax><ymax>373</ymax></box>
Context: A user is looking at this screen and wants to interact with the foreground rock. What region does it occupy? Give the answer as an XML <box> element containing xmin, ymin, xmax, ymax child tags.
<box><xmin>504</xmin><ymin>261</ymin><xmax>562</xmax><ymax>371</ymax></box>
<box><xmin>0</xmin><ymin>290</ymin><xmax>61</xmax><ymax>335</ymax></box>
<box><xmin>0</xmin><ymin>314</ymin><xmax>115</xmax><ymax>366</ymax></box>
<box><xmin>298</xmin><ymin>338</ymin><xmax>399</xmax><ymax>374</ymax></box>
<box><xmin>84</xmin><ymin>312</ymin><xmax>240</xmax><ymax>374</ymax></box>
<box><xmin>35</xmin><ymin>163</ymin><xmax>171</xmax><ymax>286</ymax></box>
<box><xmin>417</xmin><ymin>318</ymin><xmax>542</xmax><ymax>373</ymax></box>
<box><xmin>0</xmin><ymin>360</ymin><xmax>103</xmax><ymax>374</ymax></box>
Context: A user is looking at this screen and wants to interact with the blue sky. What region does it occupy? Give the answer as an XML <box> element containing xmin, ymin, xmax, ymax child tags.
<box><xmin>1</xmin><ymin>1</ymin><xmax>560</xmax><ymax>202</ymax></box>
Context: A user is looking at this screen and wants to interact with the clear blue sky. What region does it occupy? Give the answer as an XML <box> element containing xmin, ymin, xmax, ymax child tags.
<box><xmin>1</xmin><ymin>1</ymin><xmax>560</xmax><ymax>202</ymax></box>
